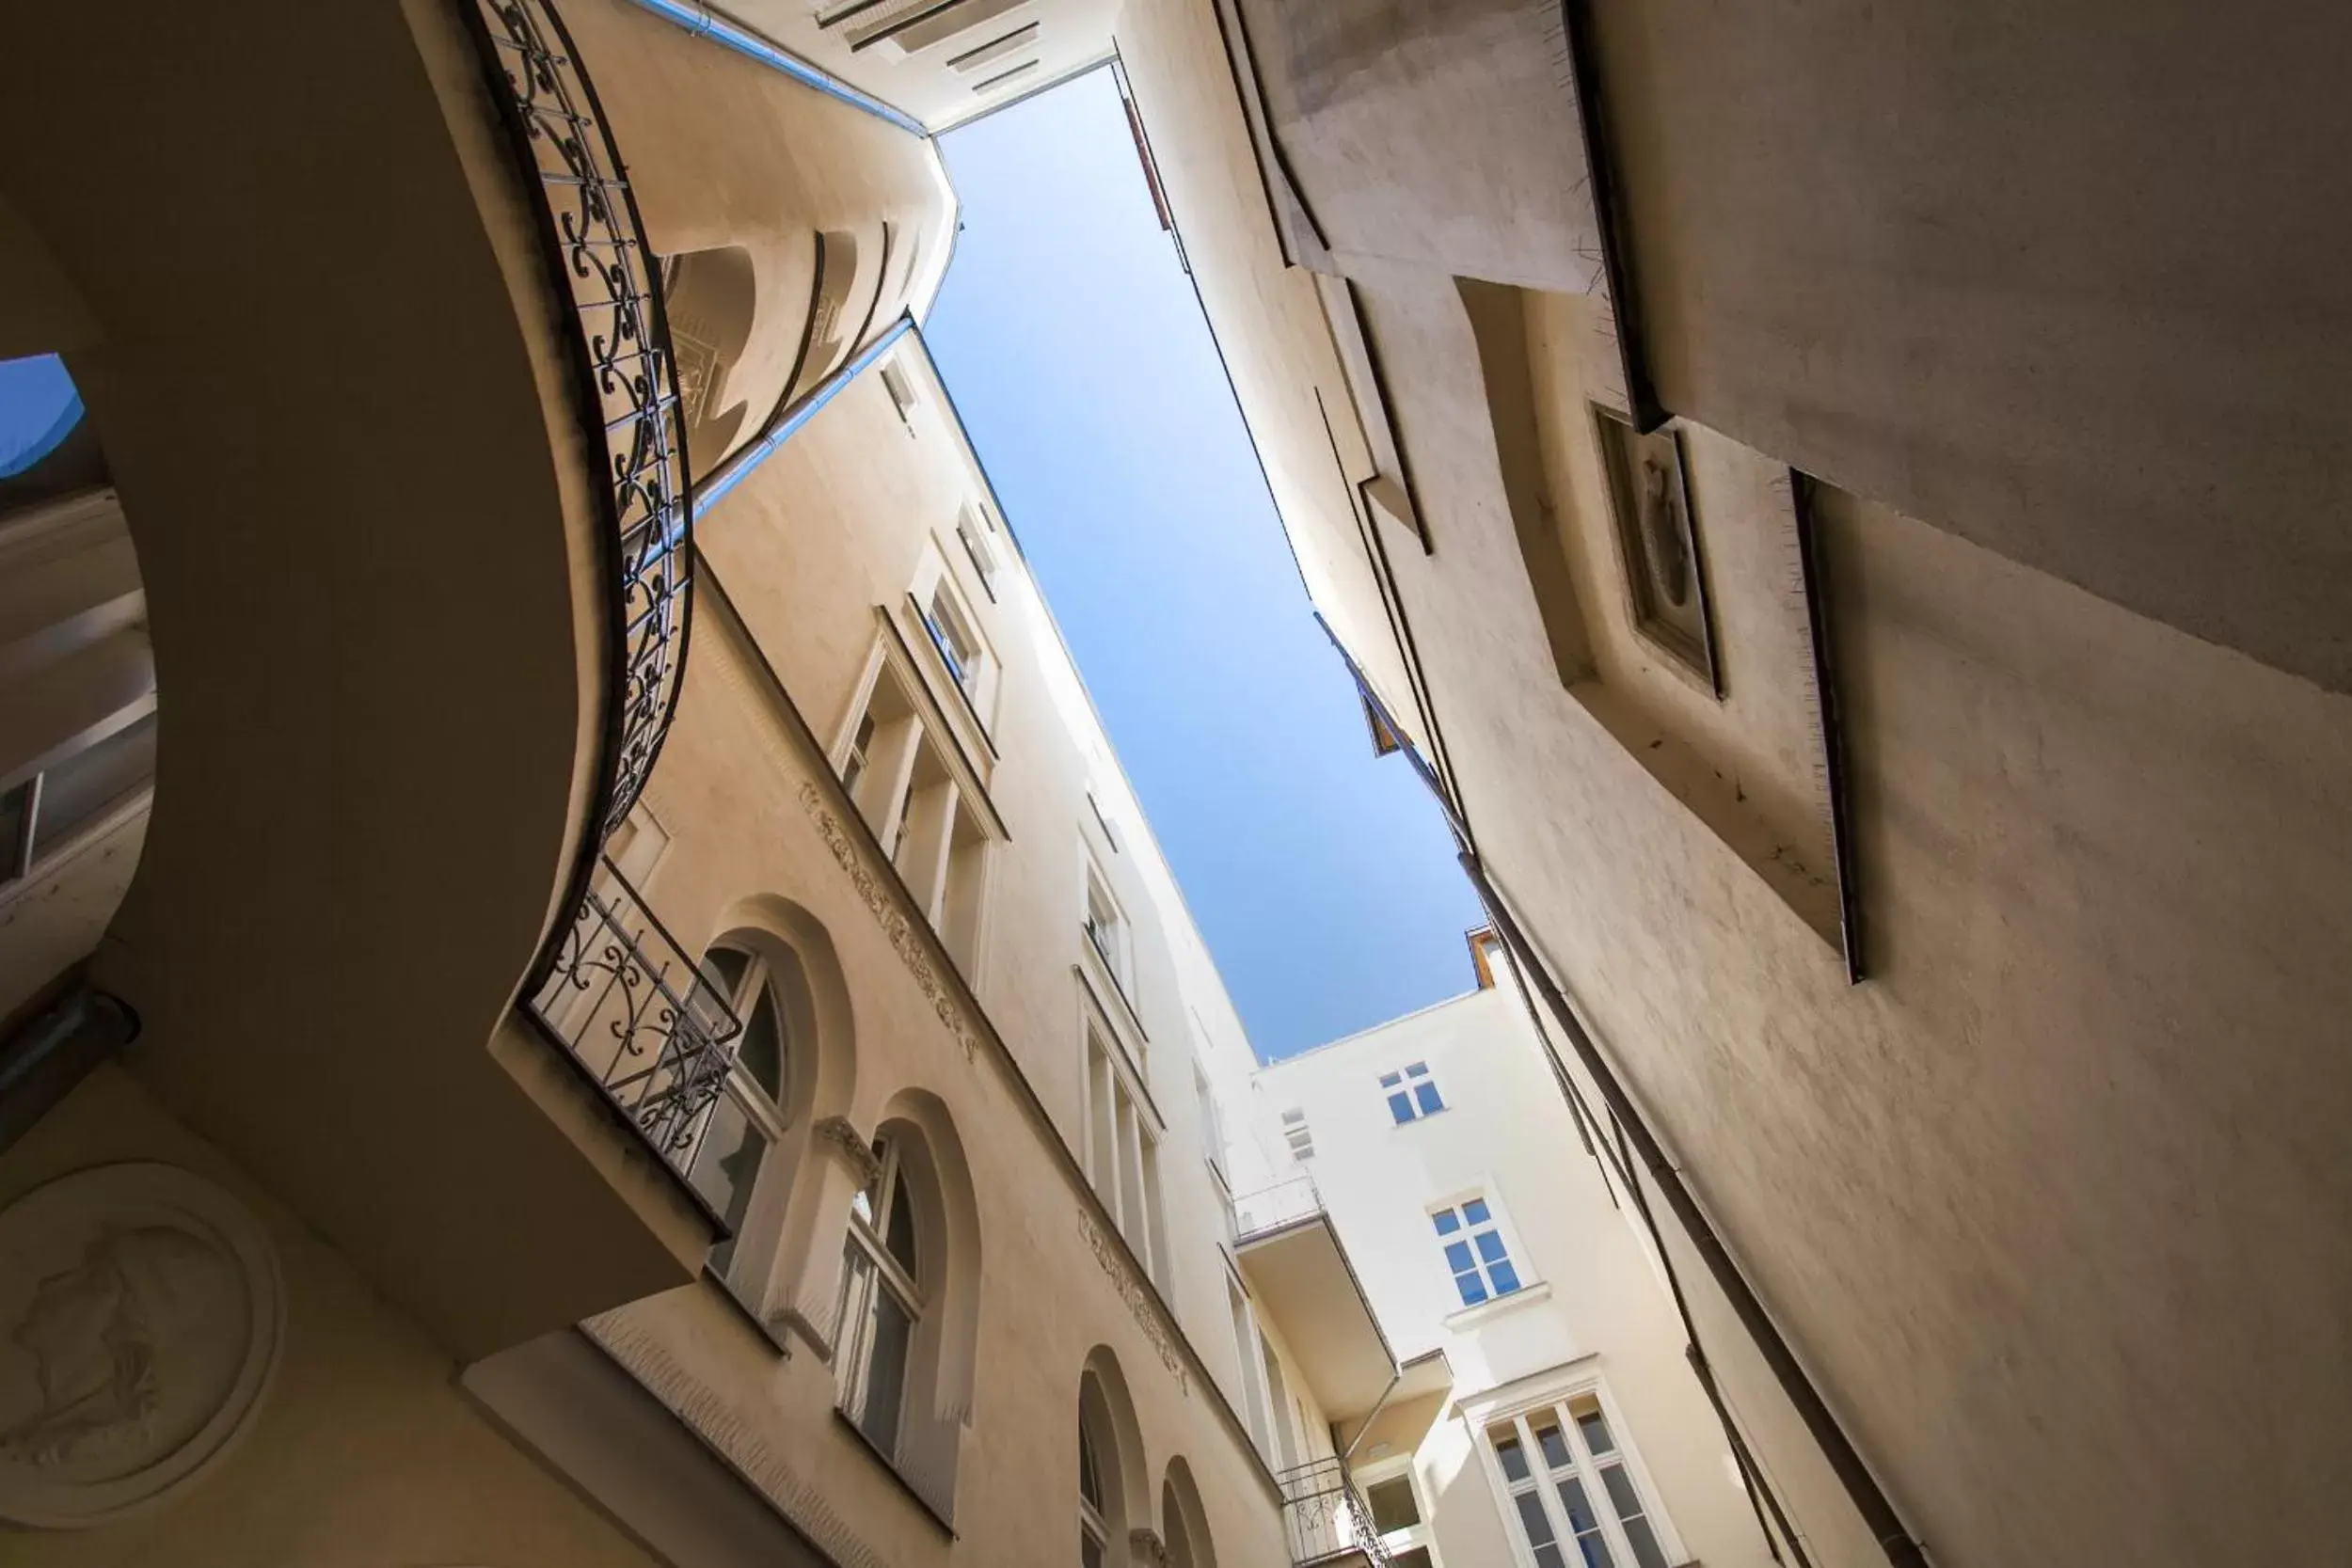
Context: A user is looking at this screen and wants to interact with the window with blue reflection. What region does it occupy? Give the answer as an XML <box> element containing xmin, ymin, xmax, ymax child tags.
<box><xmin>0</xmin><ymin>355</ymin><xmax>84</xmax><ymax>479</ymax></box>
<box><xmin>1431</xmin><ymin>1194</ymin><xmax>1523</xmax><ymax>1307</ymax></box>
<box><xmin>1380</xmin><ymin>1061</ymin><xmax>1446</xmax><ymax>1124</ymax></box>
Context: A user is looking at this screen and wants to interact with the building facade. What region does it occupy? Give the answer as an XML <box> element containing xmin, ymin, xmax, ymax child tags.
<box><xmin>0</xmin><ymin>2</ymin><xmax>1393</xmax><ymax>1565</ymax></box>
<box><xmin>1245</xmin><ymin>932</ymin><xmax>1778</xmax><ymax>1568</ymax></box>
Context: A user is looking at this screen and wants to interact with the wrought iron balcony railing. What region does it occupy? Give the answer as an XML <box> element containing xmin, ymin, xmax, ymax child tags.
<box><xmin>460</xmin><ymin>0</ymin><xmax>695</xmax><ymax>848</ymax></box>
<box><xmin>1233</xmin><ymin>1171</ymin><xmax>1327</xmax><ymax>1243</ymax></box>
<box><xmin>527</xmin><ymin>854</ymin><xmax>742</xmax><ymax>1180</ymax></box>
<box><xmin>458</xmin><ymin>0</ymin><xmax>737</xmax><ymax>1187</ymax></box>
<box><xmin>1279</xmin><ymin>1455</ymin><xmax>1394</xmax><ymax>1568</ymax></box>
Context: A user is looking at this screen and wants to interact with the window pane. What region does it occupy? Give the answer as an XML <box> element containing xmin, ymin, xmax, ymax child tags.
<box><xmin>703</xmin><ymin>945</ymin><xmax>752</xmax><ymax>996</ymax></box>
<box><xmin>856</xmin><ymin>1284</ymin><xmax>914</xmax><ymax>1456</ymax></box>
<box><xmin>1432</xmin><ymin>1209</ymin><xmax>1462</xmax><ymax>1235</ymax></box>
<box><xmin>1514</xmin><ymin>1489</ymin><xmax>1559</xmax><ymax>1545</ymax></box>
<box><xmin>1444</xmin><ymin>1240</ymin><xmax>1476</xmax><ymax>1273</ymax></box>
<box><xmin>1600</xmin><ymin>1465</ymin><xmax>1646</xmax><ymax>1528</ymax></box>
<box><xmin>1574</xmin><ymin>1398</ymin><xmax>1616</xmax><ymax>1455</ymax></box>
<box><xmin>1390</xmin><ymin>1091</ymin><xmax>1415</xmax><ymax>1124</ymax></box>
<box><xmin>1379</xmin><ymin>1071</ymin><xmax>1402</xmax><ymax>1088</ymax></box>
<box><xmin>739</xmin><ymin>989</ymin><xmax>786</xmax><ymax>1101</ymax></box>
<box><xmin>1081</xmin><ymin>1530</ymin><xmax>1104</xmax><ymax>1568</ymax></box>
<box><xmin>1366</xmin><ymin>1476</ymin><xmax>1422</xmax><ymax>1532</ymax></box>
<box><xmin>1079</xmin><ymin>1427</ymin><xmax>1103</xmax><ymax>1508</ymax></box>
<box><xmin>1462</xmin><ymin>1197</ymin><xmax>1492</xmax><ymax>1226</ymax></box>
<box><xmin>687</xmin><ymin>1094</ymin><xmax>765</xmax><ymax>1238</ymax></box>
<box><xmin>1491</xmin><ymin>1426</ymin><xmax>1531</xmax><ymax>1483</ymax></box>
<box><xmin>885</xmin><ymin>1170</ymin><xmax>920</xmax><ymax>1277</ymax></box>
<box><xmin>1415</xmin><ymin>1082</ymin><xmax>1444</xmax><ymax>1114</ymax></box>
<box><xmin>1620</xmin><ymin>1515</ymin><xmax>1669</xmax><ymax>1568</ymax></box>
<box><xmin>1406</xmin><ymin>1062</ymin><xmax>1429</xmax><ymax>1078</ymax></box>
<box><xmin>1474</xmin><ymin>1229</ymin><xmax>1511</xmax><ymax>1264</ymax></box>
<box><xmin>1488</xmin><ymin>1259</ymin><xmax>1522</xmax><ymax>1295</ymax></box>
<box><xmin>1391</xmin><ymin>1551</ymin><xmax>1436</xmax><ymax>1568</ymax></box>
<box><xmin>1454</xmin><ymin>1270</ymin><xmax>1489</xmax><ymax>1307</ymax></box>
<box><xmin>1557</xmin><ymin>1476</ymin><xmax>1603</xmax><ymax>1535</ymax></box>
<box><xmin>1534</xmin><ymin>1416</ymin><xmax>1572</xmax><ymax>1471</ymax></box>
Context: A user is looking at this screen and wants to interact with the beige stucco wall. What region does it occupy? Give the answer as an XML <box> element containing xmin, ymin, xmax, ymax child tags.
<box><xmin>1257</xmin><ymin>978</ymin><xmax>1776</xmax><ymax>1568</ymax></box>
<box><xmin>0</xmin><ymin>1065</ymin><xmax>662</xmax><ymax>1568</ymax></box>
<box><xmin>1117</xmin><ymin>0</ymin><xmax>2352</xmax><ymax>1561</ymax></box>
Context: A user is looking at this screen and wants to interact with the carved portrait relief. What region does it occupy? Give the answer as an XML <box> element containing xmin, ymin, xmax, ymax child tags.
<box><xmin>0</xmin><ymin>1162</ymin><xmax>284</xmax><ymax>1528</ymax></box>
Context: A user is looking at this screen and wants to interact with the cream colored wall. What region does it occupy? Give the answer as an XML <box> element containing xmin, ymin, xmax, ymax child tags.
<box><xmin>1117</xmin><ymin>1</ymin><xmax>2352</xmax><ymax>1562</ymax></box>
<box><xmin>0</xmin><ymin>1066</ymin><xmax>662</xmax><ymax>1568</ymax></box>
<box><xmin>548</xmin><ymin>325</ymin><xmax>1293</xmax><ymax>1561</ymax></box>
<box><xmin>1255</xmin><ymin>978</ymin><xmax>1774</xmax><ymax>1568</ymax></box>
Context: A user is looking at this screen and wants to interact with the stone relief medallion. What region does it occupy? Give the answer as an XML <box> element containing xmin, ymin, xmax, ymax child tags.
<box><xmin>0</xmin><ymin>1162</ymin><xmax>285</xmax><ymax>1528</ymax></box>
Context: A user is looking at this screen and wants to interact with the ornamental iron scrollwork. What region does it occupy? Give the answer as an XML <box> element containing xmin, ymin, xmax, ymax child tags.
<box><xmin>458</xmin><ymin>0</ymin><xmax>737</xmax><ymax>1187</ymax></box>
<box><xmin>529</xmin><ymin>855</ymin><xmax>743</xmax><ymax>1180</ymax></box>
<box><xmin>459</xmin><ymin>0</ymin><xmax>694</xmax><ymax>847</ymax></box>
<box><xmin>1277</xmin><ymin>1455</ymin><xmax>1394</xmax><ymax>1568</ymax></box>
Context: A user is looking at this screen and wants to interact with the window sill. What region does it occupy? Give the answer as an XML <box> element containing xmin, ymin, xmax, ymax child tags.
<box><xmin>701</xmin><ymin>1262</ymin><xmax>794</xmax><ymax>1359</ymax></box>
<box><xmin>831</xmin><ymin>1407</ymin><xmax>958</xmax><ymax>1540</ymax></box>
<box><xmin>1442</xmin><ymin>1279</ymin><xmax>1552</xmax><ymax>1332</ymax></box>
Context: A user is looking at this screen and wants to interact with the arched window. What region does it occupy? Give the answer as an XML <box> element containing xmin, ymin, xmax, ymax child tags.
<box><xmin>837</xmin><ymin>1132</ymin><xmax>923</xmax><ymax>1457</ymax></box>
<box><xmin>1079</xmin><ymin>1417</ymin><xmax>1110</xmax><ymax>1568</ymax></box>
<box><xmin>689</xmin><ymin>940</ymin><xmax>797</xmax><ymax>1276</ymax></box>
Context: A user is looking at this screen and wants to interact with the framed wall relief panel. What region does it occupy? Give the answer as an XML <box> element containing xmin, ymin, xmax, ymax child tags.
<box><xmin>1592</xmin><ymin>406</ymin><xmax>1721</xmax><ymax>694</ymax></box>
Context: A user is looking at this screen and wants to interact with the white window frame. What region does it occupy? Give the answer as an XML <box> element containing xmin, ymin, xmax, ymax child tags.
<box><xmin>1280</xmin><ymin>1106</ymin><xmax>1316</xmax><ymax>1161</ymax></box>
<box><xmin>689</xmin><ymin>942</ymin><xmax>796</xmax><ymax>1290</ymax></box>
<box><xmin>836</xmin><ymin>1136</ymin><xmax>924</xmax><ymax>1462</ymax></box>
<box><xmin>1467</xmin><ymin>1377</ymin><xmax>1686</xmax><ymax>1568</ymax></box>
<box><xmin>1381</xmin><ymin>1059</ymin><xmax>1446</xmax><ymax>1124</ymax></box>
<box><xmin>1428</xmin><ymin>1187</ymin><xmax>1536</xmax><ymax>1309</ymax></box>
<box><xmin>955</xmin><ymin>503</ymin><xmax>1000</xmax><ymax>600</ymax></box>
<box><xmin>1079</xmin><ymin>1416</ymin><xmax>1110</xmax><ymax>1567</ymax></box>
<box><xmin>1080</xmin><ymin>851</ymin><xmax>1133</xmax><ymax>994</ymax></box>
<box><xmin>1079</xmin><ymin>994</ymin><xmax>1168</xmax><ymax>1284</ymax></box>
<box><xmin>1353</xmin><ymin>1455</ymin><xmax>1442</xmax><ymax>1568</ymax></box>
<box><xmin>911</xmin><ymin>541</ymin><xmax>1000</xmax><ymax>735</ymax></box>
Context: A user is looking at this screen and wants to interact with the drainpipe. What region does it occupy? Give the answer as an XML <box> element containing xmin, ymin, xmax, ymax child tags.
<box><xmin>1460</xmin><ymin>850</ymin><xmax>1929</xmax><ymax>1568</ymax></box>
<box><xmin>692</xmin><ymin>313</ymin><xmax>915</xmax><ymax>517</ymax></box>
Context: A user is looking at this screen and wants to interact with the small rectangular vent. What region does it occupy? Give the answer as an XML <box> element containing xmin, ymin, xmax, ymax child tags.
<box><xmin>851</xmin><ymin>0</ymin><xmax>1027</xmax><ymax>55</ymax></box>
<box><xmin>947</xmin><ymin>21</ymin><xmax>1037</xmax><ymax>71</ymax></box>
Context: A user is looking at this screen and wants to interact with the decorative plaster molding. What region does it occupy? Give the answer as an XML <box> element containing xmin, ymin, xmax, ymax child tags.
<box><xmin>1076</xmin><ymin>1211</ymin><xmax>1188</xmax><ymax>1397</ymax></box>
<box><xmin>584</xmin><ymin>1310</ymin><xmax>890</xmax><ymax>1568</ymax></box>
<box><xmin>0</xmin><ymin>1163</ymin><xmax>284</xmax><ymax>1528</ymax></box>
<box><xmin>1130</xmin><ymin>1527</ymin><xmax>1170</xmax><ymax>1567</ymax></box>
<box><xmin>798</xmin><ymin>780</ymin><xmax>981</xmax><ymax>1064</ymax></box>
<box><xmin>811</xmin><ymin>1115</ymin><xmax>883</xmax><ymax>1188</ymax></box>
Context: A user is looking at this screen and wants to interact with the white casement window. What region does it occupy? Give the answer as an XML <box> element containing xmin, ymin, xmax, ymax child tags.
<box><xmin>1382</xmin><ymin>1060</ymin><xmax>1446</xmax><ymax>1124</ymax></box>
<box><xmin>881</xmin><ymin>356</ymin><xmax>920</xmax><ymax>430</ymax></box>
<box><xmin>836</xmin><ymin>1134</ymin><xmax>923</xmax><ymax>1460</ymax></box>
<box><xmin>1280</xmin><ymin>1106</ymin><xmax>1316</xmax><ymax>1161</ymax></box>
<box><xmin>1486</xmin><ymin>1392</ymin><xmax>1674</xmax><ymax>1568</ymax></box>
<box><xmin>1084</xmin><ymin>1022</ymin><xmax>1168</xmax><ymax>1282</ymax></box>
<box><xmin>1081</xmin><ymin>858</ymin><xmax>1131</xmax><ymax>991</ymax></box>
<box><xmin>687</xmin><ymin>942</ymin><xmax>794</xmax><ymax>1281</ymax></box>
<box><xmin>1359</xmin><ymin>1464</ymin><xmax>1440</xmax><ymax>1568</ymax></box>
<box><xmin>1432</xmin><ymin>1195</ymin><xmax>1523</xmax><ymax>1307</ymax></box>
<box><xmin>1078</xmin><ymin>1412</ymin><xmax>1109</xmax><ymax>1568</ymax></box>
<box><xmin>835</xmin><ymin>649</ymin><xmax>995</xmax><ymax>977</ymax></box>
<box><xmin>956</xmin><ymin>505</ymin><xmax>999</xmax><ymax>598</ymax></box>
<box><xmin>922</xmin><ymin>578</ymin><xmax>985</xmax><ymax>701</ymax></box>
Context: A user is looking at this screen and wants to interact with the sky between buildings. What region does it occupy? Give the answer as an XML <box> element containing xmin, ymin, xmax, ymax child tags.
<box><xmin>924</xmin><ymin>70</ymin><xmax>1486</xmax><ymax>1061</ymax></box>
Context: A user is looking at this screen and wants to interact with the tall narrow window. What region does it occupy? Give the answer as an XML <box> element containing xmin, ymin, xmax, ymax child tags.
<box><xmin>1487</xmin><ymin>1392</ymin><xmax>1673</xmax><ymax>1568</ymax></box>
<box><xmin>1082</xmin><ymin>862</ymin><xmax>1129</xmax><ymax>989</ymax></box>
<box><xmin>1079</xmin><ymin>1412</ymin><xmax>1108</xmax><ymax>1568</ymax></box>
<box><xmin>924</xmin><ymin>580</ymin><xmax>982</xmax><ymax>697</ymax></box>
<box><xmin>1084</xmin><ymin>1024</ymin><xmax>1166</xmax><ymax>1280</ymax></box>
<box><xmin>689</xmin><ymin>942</ymin><xmax>794</xmax><ymax>1278</ymax></box>
<box><xmin>837</xmin><ymin>1136</ymin><xmax>922</xmax><ymax>1458</ymax></box>
<box><xmin>956</xmin><ymin>507</ymin><xmax>999</xmax><ymax>597</ymax></box>
<box><xmin>1381</xmin><ymin>1061</ymin><xmax>1445</xmax><ymax>1124</ymax></box>
<box><xmin>841</xmin><ymin>710</ymin><xmax>878</xmax><ymax>795</ymax></box>
<box><xmin>1433</xmin><ymin>1196</ymin><xmax>1520</xmax><ymax>1306</ymax></box>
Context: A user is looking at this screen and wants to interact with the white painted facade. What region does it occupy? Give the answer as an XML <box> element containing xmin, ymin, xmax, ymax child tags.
<box><xmin>1250</xmin><ymin>939</ymin><xmax>1779</xmax><ymax>1568</ymax></box>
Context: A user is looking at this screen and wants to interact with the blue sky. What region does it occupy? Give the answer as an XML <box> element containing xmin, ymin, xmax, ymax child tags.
<box><xmin>924</xmin><ymin>71</ymin><xmax>1484</xmax><ymax>1061</ymax></box>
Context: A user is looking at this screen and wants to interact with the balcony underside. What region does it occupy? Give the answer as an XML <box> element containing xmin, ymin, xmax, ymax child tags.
<box><xmin>0</xmin><ymin>0</ymin><xmax>709</xmax><ymax>1354</ymax></box>
<box><xmin>1239</xmin><ymin>1212</ymin><xmax>1397</xmax><ymax>1422</ymax></box>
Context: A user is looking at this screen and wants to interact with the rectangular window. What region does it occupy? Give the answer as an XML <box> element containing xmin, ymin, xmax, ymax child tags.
<box><xmin>1085</xmin><ymin>1024</ymin><xmax>1166</xmax><ymax>1282</ymax></box>
<box><xmin>1381</xmin><ymin>1061</ymin><xmax>1445</xmax><ymax>1123</ymax></box>
<box><xmin>881</xmin><ymin>358</ymin><xmax>919</xmax><ymax>427</ymax></box>
<box><xmin>923</xmin><ymin>581</ymin><xmax>982</xmax><ymax>698</ymax></box>
<box><xmin>1081</xmin><ymin>859</ymin><xmax>1132</xmax><ymax>996</ymax></box>
<box><xmin>1487</xmin><ymin>1392</ymin><xmax>1672</xmax><ymax>1568</ymax></box>
<box><xmin>1433</xmin><ymin>1196</ymin><xmax>1520</xmax><ymax>1306</ymax></box>
<box><xmin>1592</xmin><ymin>406</ymin><xmax>1719</xmax><ymax>691</ymax></box>
<box><xmin>956</xmin><ymin>507</ymin><xmax>999</xmax><ymax>598</ymax></box>
<box><xmin>837</xmin><ymin>653</ymin><xmax>993</xmax><ymax>974</ymax></box>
